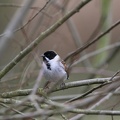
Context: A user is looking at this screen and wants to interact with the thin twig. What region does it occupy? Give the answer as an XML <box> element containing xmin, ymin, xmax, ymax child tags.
<box><xmin>0</xmin><ymin>0</ymin><xmax>51</xmax><ymax>38</ymax></box>
<box><xmin>71</xmin><ymin>41</ymin><xmax>120</xmax><ymax>67</ymax></box>
<box><xmin>0</xmin><ymin>103</ymin><xmax>24</xmax><ymax>115</ymax></box>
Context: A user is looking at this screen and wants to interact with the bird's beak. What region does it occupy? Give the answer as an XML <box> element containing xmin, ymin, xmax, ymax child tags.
<box><xmin>41</xmin><ymin>54</ymin><xmax>46</xmax><ymax>61</ymax></box>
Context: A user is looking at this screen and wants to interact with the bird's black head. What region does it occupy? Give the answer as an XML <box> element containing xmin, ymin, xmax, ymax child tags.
<box><xmin>43</xmin><ymin>50</ymin><xmax>57</xmax><ymax>60</ymax></box>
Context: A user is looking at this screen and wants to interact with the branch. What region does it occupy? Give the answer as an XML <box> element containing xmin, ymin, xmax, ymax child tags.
<box><xmin>2</xmin><ymin>107</ymin><xmax>120</xmax><ymax>120</ymax></box>
<box><xmin>66</xmin><ymin>70</ymin><xmax>120</xmax><ymax>103</ymax></box>
<box><xmin>0</xmin><ymin>88</ymin><xmax>47</xmax><ymax>98</ymax></box>
<box><xmin>1</xmin><ymin>89</ymin><xmax>32</xmax><ymax>98</ymax></box>
<box><xmin>70</xmin><ymin>71</ymin><xmax>120</xmax><ymax>119</ymax></box>
<box><xmin>64</xmin><ymin>19</ymin><xmax>120</xmax><ymax>61</ymax></box>
<box><xmin>52</xmin><ymin>77</ymin><xmax>119</xmax><ymax>92</ymax></box>
<box><xmin>71</xmin><ymin>41</ymin><xmax>120</xmax><ymax>67</ymax></box>
<box><xmin>69</xmin><ymin>109</ymin><xmax>120</xmax><ymax>116</ymax></box>
<box><xmin>0</xmin><ymin>98</ymin><xmax>33</xmax><ymax>107</ymax></box>
<box><xmin>0</xmin><ymin>0</ymin><xmax>92</xmax><ymax>80</ymax></box>
<box><xmin>1</xmin><ymin>77</ymin><xmax>119</xmax><ymax>98</ymax></box>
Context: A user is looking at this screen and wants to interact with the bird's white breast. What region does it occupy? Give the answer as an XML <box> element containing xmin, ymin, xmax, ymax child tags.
<box><xmin>42</xmin><ymin>56</ymin><xmax>67</xmax><ymax>82</ymax></box>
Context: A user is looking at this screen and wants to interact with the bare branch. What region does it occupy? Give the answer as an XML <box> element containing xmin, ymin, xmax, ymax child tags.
<box><xmin>1</xmin><ymin>77</ymin><xmax>119</xmax><ymax>98</ymax></box>
<box><xmin>64</xmin><ymin>19</ymin><xmax>120</xmax><ymax>61</ymax></box>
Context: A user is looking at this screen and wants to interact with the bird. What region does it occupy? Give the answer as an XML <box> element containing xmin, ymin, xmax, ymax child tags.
<box><xmin>41</xmin><ymin>50</ymin><xmax>69</xmax><ymax>89</ymax></box>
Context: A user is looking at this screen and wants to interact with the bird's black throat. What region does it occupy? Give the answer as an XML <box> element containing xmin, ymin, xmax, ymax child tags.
<box><xmin>43</xmin><ymin>56</ymin><xmax>51</xmax><ymax>70</ymax></box>
<box><xmin>46</xmin><ymin>62</ymin><xmax>51</xmax><ymax>70</ymax></box>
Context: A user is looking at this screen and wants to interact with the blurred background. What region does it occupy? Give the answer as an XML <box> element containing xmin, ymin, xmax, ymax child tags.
<box><xmin>0</xmin><ymin>0</ymin><xmax>120</xmax><ymax>120</ymax></box>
